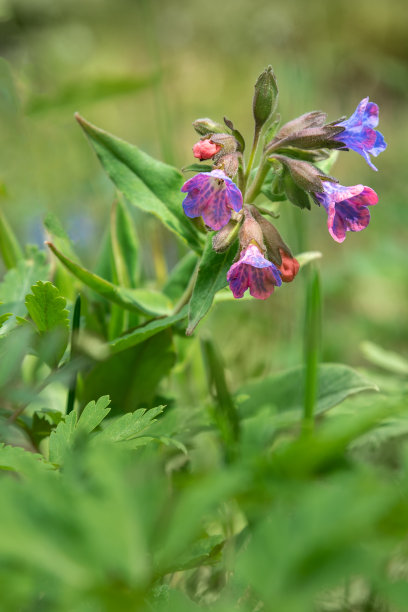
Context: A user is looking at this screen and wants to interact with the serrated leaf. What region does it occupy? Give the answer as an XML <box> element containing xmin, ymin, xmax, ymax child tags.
<box><xmin>186</xmin><ymin>234</ymin><xmax>238</xmax><ymax>335</ymax></box>
<box><xmin>237</xmin><ymin>363</ymin><xmax>379</xmax><ymax>418</ymax></box>
<box><xmin>25</xmin><ymin>281</ymin><xmax>69</xmax><ymax>333</ymax></box>
<box><xmin>46</xmin><ymin>241</ymin><xmax>173</xmax><ymax>317</ymax></box>
<box><xmin>76</xmin><ymin>395</ymin><xmax>111</xmax><ymax>434</ymax></box>
<box><xmin>0</xmin><ymin>443</ymin><xmax>53</xmax><ymax>476</ymax></box>
<box><xmin>75</xmin><ymin>114</ymin><xmax>202</xmax><ymax>252</ymax></box>
<box><xmin>0</xmin><ymin>249</ymin><xmax>50</xmax><ymax>334</ymax></box>
<box><xmin>96</xmin><ymin>405</ymin><xmax>165</xmax><ymax>442</ymax></box>
<box><xmin>49</xmin><ymin>396</ymin><xmax>111</xmax><ymax>464</ymax></box>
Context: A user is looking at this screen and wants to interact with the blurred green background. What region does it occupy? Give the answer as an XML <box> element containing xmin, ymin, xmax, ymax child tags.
<box><xmin>0</xmin><ymin>0</ymin><xmax>407</xmax><ymax>386</ymax></box>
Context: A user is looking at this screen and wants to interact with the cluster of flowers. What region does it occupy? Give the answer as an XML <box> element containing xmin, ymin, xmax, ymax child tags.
<box><xmin>181</xmin><ymin>72</ymin><xmax>386</xmax><ymax>300</ymax></box>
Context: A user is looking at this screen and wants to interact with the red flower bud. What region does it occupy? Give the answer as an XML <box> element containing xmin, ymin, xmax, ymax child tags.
<box><xmin>277</xmin><ymin>248</ymin><xmax>299</xmax><ymax>282</ymax></box>
<box><xmin>192</xmin><ymin>139</ymin><xmax>221</xmax><ymax>161</ymax></box>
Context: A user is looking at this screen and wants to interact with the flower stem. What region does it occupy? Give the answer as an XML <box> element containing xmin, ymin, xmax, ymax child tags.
<box><xmin>244</xmin><ymin>128</ymin><xmax>260</xmax><ymax>189</ymax></box>
<box><xmin>245</xmin><ymin>158</ymin><xmax>270</xmax><ymax>203</ymax></box>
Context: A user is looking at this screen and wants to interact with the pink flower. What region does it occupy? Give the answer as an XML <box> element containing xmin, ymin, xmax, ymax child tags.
<box><xmin>277</xmin><ymin>249</ymin><xmax>300</xmax><ymax>282</ymax></box>
<box><xmin>314</xmin><ymin>181</ymin><xmax>378</xmax><ymax>243</ymax></box>
<box><xmin>192</xmin><ymin>139</ymin><xmax>221</xmax><ymax>161</ymax></box>
<box><xmin>227</xmin><ymin>244</ymin><xmax>282</xmax><ymax>300</ymax></box>
<box><xmin>181</xmin><ymin>170</ymin><xmax>243</xmax><ymax>231</ymax></box>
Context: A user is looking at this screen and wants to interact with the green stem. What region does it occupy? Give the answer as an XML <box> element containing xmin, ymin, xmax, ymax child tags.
<box><xmin>245</xmin><ymin>158</ymin><xmax>270</xmax><ymax>203</ymax></box>
<box><xmin>245</xmin><ymin>129</ymin><xmax>260</xmax><ymax>182</ymax></box>
<box><xmin>66</xmin><ymin>295</ymin><xmax>81</xmax><ymax>415</ymax></box>
<box><xmin>302</xmin><ymin>268</ymin><xmax>322</xmax><ymax>434</ymax></box>
<box><xmin>171</xmin><ymin>263</ymin><xmax>199</xmax><ymax>315</ymax></box>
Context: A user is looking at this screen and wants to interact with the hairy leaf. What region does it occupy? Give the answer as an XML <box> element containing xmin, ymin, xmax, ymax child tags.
<box><xmin>75</xmin><ymin>114</ymin><xmax>202</xmax><ymax>252</ymax></box>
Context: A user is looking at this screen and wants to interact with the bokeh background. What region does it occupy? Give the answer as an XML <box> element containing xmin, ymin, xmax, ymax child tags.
<box><xmin>0</xmin><ymin>0</ymin><xmax>407</xmax><ymax>387</ymax></box>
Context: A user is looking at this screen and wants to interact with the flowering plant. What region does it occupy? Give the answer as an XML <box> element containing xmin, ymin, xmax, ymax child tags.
<box><xmin>181</xmin><ymin>68</ymin><xmax>386</xmax><ymax>305</ymax></box>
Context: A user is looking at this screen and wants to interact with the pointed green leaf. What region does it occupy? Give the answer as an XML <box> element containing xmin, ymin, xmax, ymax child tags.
<box><xmin>163</xmin><ymin>252</ymin><xmax>199</xmax><ymax>302</ymax></box>
<box><xmin>0</xmin><ymin>443</ymin><xmax>53</xmax><ymax>476</ymax></box>
<box><xmin>237</xmin><ymin>363</ymin><xmax>379</xmax><ymax>418</ymax></box>
<box><xmin>108</xmin><ymin>308</ymin><xmax>187</xmax><ymax>355</ymax></box>
<box><xmin>96</xmin><ymin>405</ymin><xmax>164</xmax><ymax>443</ymax></box>
<box><xmin>76</xmin><ymin>395</ymin><xmax>111</xmax><ymax>434</ymax></box>
<box><xmin>46</xmin><ymin>241</ymin><xmax>172</xmax><ymax>317</ymax></box>
<box><xmin>75</xmin><ymin>114</ymin><xmax>202</xmax><ymax>252</ymax></box>
<box><xmin>186</xmin><ymin>234</ymin><xmax>238</xmax><ymax>335</ymax></box>
<box><xmin>0</xmin><ymin>210</ymin><xmax>23</xmax><ymax>269</ymax></box>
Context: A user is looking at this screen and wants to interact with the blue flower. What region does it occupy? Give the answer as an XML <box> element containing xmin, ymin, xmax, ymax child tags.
<box><xmin>227</xmin><ymin>244</ymin><xmax>282</xmax><ymax>299</ymax></box>
<box><xmin>314</xmin><ymin>181</ymin><xmax>378</xmax><ymax>243</ymax></box>
<box><xmin>333</xmin><ymin>97</ymin><xmax>387</xmax><ymax>171</ymax></box>
<box><xmin>181</xmin><ymin>170</ymin><xmax>243</xmax><ymax>231</ymax></box>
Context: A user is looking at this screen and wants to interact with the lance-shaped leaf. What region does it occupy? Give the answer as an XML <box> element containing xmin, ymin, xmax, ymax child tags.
<box><xmin>46</xmin><ymin>242</ymin><xmax>172</xmax><ymax>317</ymax></box>
<box><xmin>75</xmin><ymin>114</ymin><xmax>202</xmax><ymax>252</ymax></box>
<box><xmin>0</xmin><ymin>209</ymin><xmax>23</xmax><ymax>270</ymax></box>
<box><xmin>237</xmin><ymin>363</ymin><xmax>378</xmax><ymax>418</ymax></box>
<box><xmin>186</xmin><ymin>234</ymin><xmax>237</xmax><ymax>336</ymax></box>
<box><xmin>108</xmin><ymin>307</ymin><xmax>187</xmax><ymax>355</ymax></box>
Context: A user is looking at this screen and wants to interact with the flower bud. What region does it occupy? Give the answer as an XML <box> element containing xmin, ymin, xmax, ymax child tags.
<box><xmin>272</xmin><ymin>155</ymin><xmax>336</xmax><ymax>193</ymax></box>
<box><xmin>253</xmin><ymin>65</ymin><xmax>278</xmax><ymax>130</ymax></box>
<box><xmin>193</xmin><ymin>118</ymin><xmax>225</xmax><ymax>136</ymax></box>
<box><xmin>210</xmin><ymin>133</ymin><xmax>238</xmax><ymax>155</ymax></box>
<box><xmin>248</xmin><ymin>205</ymin><xmax>292</xmax><ymax>266</ymax></box>
<box><xmin>212</xmin><ymin>219</ymin><xmax>241</xmax><ymax>253</ymax></box>
<box><xmin>193</xmin><ymin>139</ymin><xmax>221</xmax><ymax>161</ymax></box>
<box><xmin>275</xmin><ymin>111</ymin><xmax>327</xmax><ymax>140</ymax></box>
<box><xmin>277</xmin><ymin>248</ymin><xmax>299</xmax><ymax>282</ymax></box>
<box><xmin>217</xmin><ymin>153</ymin><xmax>239</xmax><ymax>178</ymax></box>
<box><xmin>238</xmin><ymin>206</ymin><xmax>265</xmax><ymax>253</ymax></box>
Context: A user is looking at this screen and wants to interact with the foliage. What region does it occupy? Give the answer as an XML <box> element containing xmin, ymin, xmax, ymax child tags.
<box><xmin>0</xmin><ymin>51</ymin><xmax>406</xmax><ymax>612</ymax></box>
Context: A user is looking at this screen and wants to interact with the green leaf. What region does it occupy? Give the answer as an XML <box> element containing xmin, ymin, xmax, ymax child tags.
<box><xmin>316</xmin><ymin>150</ymin><xmax>339</xmax><ymax>175</ymax></box>
<box><xmin>303</xmin><ymin>268</ymin><xmax>322</xmax><ymax>431</ymax></box>
<box><xmin>0</xmin><ymin>209</ymin><xmax>23</xmax><ymax>269</ymax></box>
<box><xmin>163</xmin><ymin>252</ymin><xmax>199</xmax><ymax>302</ymax></box>
<box><xmin>186</xmin><ymin>234</ymin><xmax>238</xmax><ymax>335</ymax></box>
<box><xmin>182</xmin><ymin>163</ymin><xmax>213</xmax><ymax>173</ymax></box>
<box><xmin>114</xmin><ymin>198</ymin><xmax>141</xmax><ymax>288</ymax></box>
<box><xmin>25</xmin><ymin>281</ymin><xmax>69</xmax><ymax>333</ymax></box>
<box><xmin>75</xmin><ymin>114</ymin><xmax>202</xmax><ymax>252</ymax></box>
<box><xmin>0</xmin><ymin>443</ymin><xmax>53</xmax><ymax>476</ymax></box>
<box><xmin>76</xmin><ymin>396</ymin><xmax>111</xmax><ymax>435</ymax></box>
<box><xmin>95</xmin><ymin>405</ymin><xmax>164</xmax><ymax>443</ymax></box>
<box><xmin>108</xmin><ymin>308</ymin><xmax>187</xmax><ymax>355</ymax></box>
<box><xmin>49</xmin><ymin>396</ymin><xmax>111</xmax><ymax>464</ymax></box>
<box><xmin>46</xmin><ymin>241</ymin><xmax>173</xmax><ymax>317</ymax></box>
<box><xmin>296</xmin><ymin>251</ymin><xmax>322</xmax><ymax>268</ymax></box>
<box><xmin>237</xmin><ymin>363</ymin><xmax>379</xmax><ymax>418</ymax></box>
<box><xmin>201</xmin><ymin>336</ymin><xmax>239</xmax><ymax>460</ymax></box>
<box><xmin>25</xmin><ymin>281</ymin><xmax>70</xmax><ymax>366</ymax></box>
<box><xmin>284</xmin><ymin>172</ymin><xmax>311</xmax><ymax>210</ymax></box>
<box><xmin>0</xmin><ymin>249</ymin><xmax>50</xmax><ymax>334</ymax></box>
<box><xmin>81</xmin><ymin>331</ymin><xmax>176</xmax><ymax>413</ymax></box>
<box><xmin>360</xmin><ymin>341</ymin><xmax>408</xmax><ymax>376</ymax></box>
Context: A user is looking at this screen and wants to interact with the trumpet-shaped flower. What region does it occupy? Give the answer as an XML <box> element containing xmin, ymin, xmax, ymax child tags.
<box><xmin>314</xmin><ymin>181</ymin><xmax>378</xmax><ymax>243</ymax></box>
<box><xmin>181</xmin><ymin>170</ymin><xmax>243</xmax><ymax>230</ymax></box>
<box><xmin>227</xmin><ymin>244</ymin><xmax>282</xmax><ymax>300</ymax></box>
<box><xmin>333</xmin><ymin>97</ymin><xmax>387</xmax><ymax>171</ymax></box>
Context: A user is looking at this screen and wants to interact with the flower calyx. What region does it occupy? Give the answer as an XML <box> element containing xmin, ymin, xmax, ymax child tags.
<box><xmin>271</xmin><ymin>154</ymin><xmax>337</xmax><ymax>193</ymax></box>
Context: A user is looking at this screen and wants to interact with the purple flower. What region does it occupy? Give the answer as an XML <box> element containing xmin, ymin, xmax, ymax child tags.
<box><xmin>314</xmin><ymin>181</ymin><xmax>378</xmax><ymax>243</ymax></box>
<box><xmin>333</xmin><ymin>97</ymin><xmax>387</xmax><ymax>171</ymax></box>
<box><xmin>181</xmin><ymin>169</ymin><xmax>243</xmax><ymax>231</ymax></box>
<box><xmin>227</xmin><ymin>244</ymin><xmax>282</xmax><ymax>300</ymax></box>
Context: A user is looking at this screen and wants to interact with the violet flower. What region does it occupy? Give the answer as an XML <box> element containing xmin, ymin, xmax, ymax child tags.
<box><xmin>227</xmin><ymin>244</ymin><xmax>282</xmax><ymax>299</ymax></box>
<box><xmin>333</xmin><ymin>97</ymin><xmax>387</xmax><ymax>171</ymax></box>
<box><xmin>314</xmin><ymin>181</ymin><xmax>378</xmax><ymax>243</ymax></box>
<box><xmin>181</xmin><ymin>169</ymin><xmax>243</xmax><ymax>231</ymax></box>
